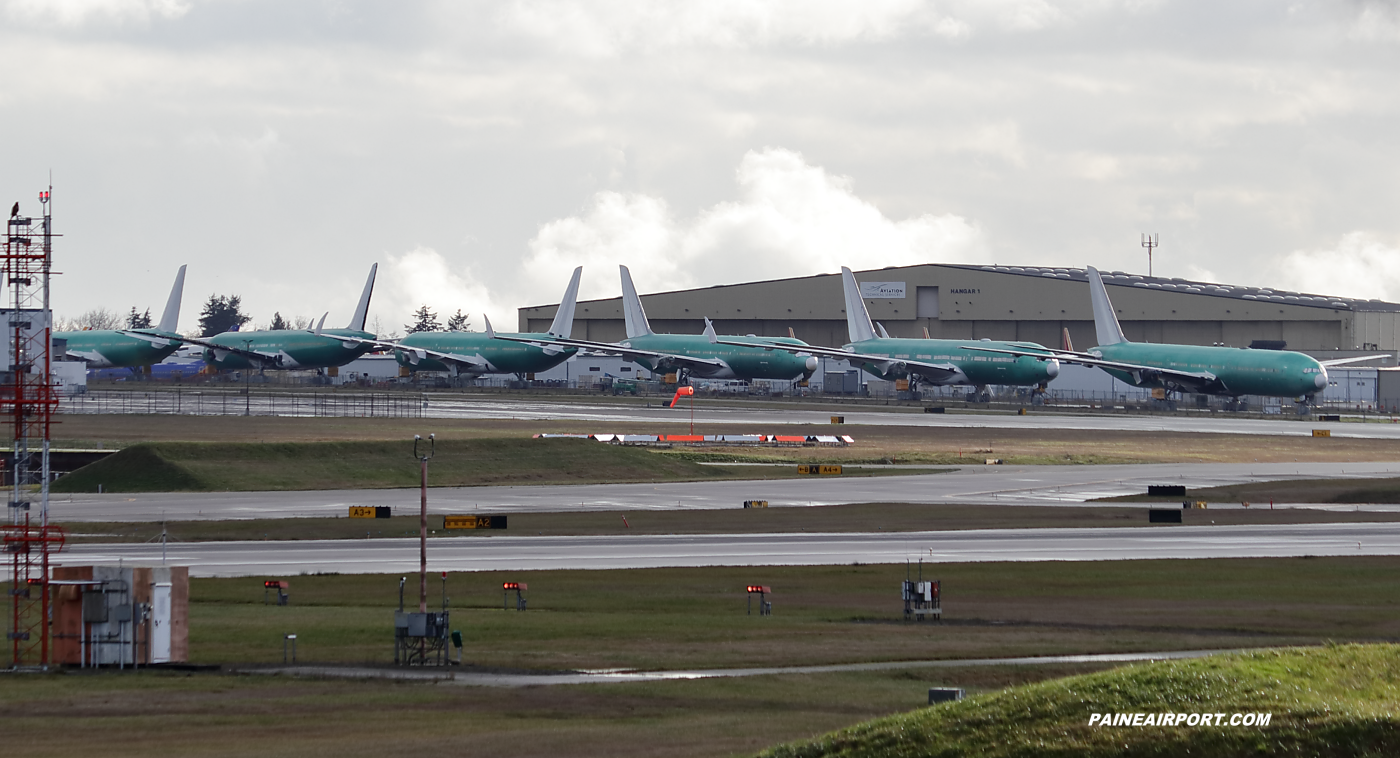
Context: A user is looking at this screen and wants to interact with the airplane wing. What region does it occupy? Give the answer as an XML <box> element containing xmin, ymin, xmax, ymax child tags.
<box><xmin>163</xmin><ymin>334</ymin><xmax>289</xmax><ymax>366</ymax></box>
<box><xmin>115</xmin><ymin>329</ymin><xmax>180</xmax><ymax>348</ymax></box>
<box><xmin>492</xmin><ymin>333</ymin><xmax>727</xmax><ymax>369</ymax></box>
<box><xmin>709</xmin><ymin>337</ymin><xmax>963</xmax><ymax>382</ymax></box>
<box><xmin>326</xmin><ymin>332</ymin><xmax>494</xmax><ymax>371</ymax></box>
<box><xmin>1320</xmin><ymin>354</ymin><xmax>1391</xmax><ymax>367</ymax></box>
<box><xmin>963</xmin><ymin>344</ymin><xmax>1225</xmax><ymax>393</ymax></box>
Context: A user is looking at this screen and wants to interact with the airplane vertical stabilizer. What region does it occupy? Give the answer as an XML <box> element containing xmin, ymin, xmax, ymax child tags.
<box><xmin>157</xmin><ymin>264</ymin><xmax>187</xmax><ymax>333</ymax></box>
<box><xmin>840</xmin><ymin>267</ymin><xmax>878</xmax><ymax>344</ymax></box>
<box><xmin>1087</xmin><ymin>266</ymin><xmax>1127</xmax><ymax>346</ymax></box>
<box><xmin>619</xmin><ymin>265</ymin><xmax>655</xmax><ymax>338</ymax></box>
<box><xmin>547</xmin><ymin>266</ymin><xmax>583</xmax><ymax>338</ymax></box>
<box><xmin>347</xmin><ymin>263</ymin><xmax>378</xmax><ymax>331</ymax></box>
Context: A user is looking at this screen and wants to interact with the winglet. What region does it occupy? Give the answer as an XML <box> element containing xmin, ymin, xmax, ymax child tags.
<box><xmin>314</xmin><ymin>312</ymin><xmax>327</xmax><ymax>335</ymax></box>
<box><xmin>840</xmin><ymin>267</ymin><xmax>878</xmax><ymax>344</ymax></box>
<box><xmin>346</xmin><ymin>263</ymin><xmax>378</xmax><ymax>331</ymax></box>
<box><xmin>547</xmin><ymin>266</ymin><xmax>582</xmax><ymax>338</ymax></box>
<box><xmin>484</xmin><ymin>314</ymin><xmax>496</xmax><ymax>339</ymax></box>
<box><xmin>789</xmin><ymin>327</ymin><xmax>796</xmax><ymax>339</ymax></box>
<box><xmin>703</xmin><ymin>317</ymin><xmax>717</xmax><ymax>343</ymax></box>
<box><xmin>1087</xmin><ymin>266</ymin><xmax>1127</xmax><ymax>346</ymax></box>
<box><xmin>157</xmin><ymin>265</ymin><xmax>187</xmax><ymax>333</ymax></box>
<box><xmin>1062</xmin><ymin>327</ymin><xmax>1074</xmax><ymax>352</ymax></box>
<box><xmin>922</xmin><ymin>326</ymin><xmax>931</xmax><ymax>339</ymax></box>
<box><xmin>619</xmin><ymin>265</ymin><xmax>655</xmax><ymax>338</ymax></box>
<box><xmin>876</xmin><ymin>322</ymin><xmax>890</xmax><ymax>339</ymax></box>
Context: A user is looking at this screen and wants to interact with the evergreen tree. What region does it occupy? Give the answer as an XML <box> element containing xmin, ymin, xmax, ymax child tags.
<box><xmin>198</xmin><ymin>294</ymin><xmax>252</xmax><ymax>336</ymax></box>
<box><xmin>446</xmin><ymin>309</ymin><xmax>471</xmax><ymax>331</ymax></box>
<box><xmin>405</xmin><ymin>305</ymin><xmax>441</xmax><ymax>334</ymax></box>
<box><xmin>126</xmin><ymin>307</ymin><xmax>152</xmax><ymax>329</ymax></box>
<box><xmin>269</xmin><ymin>312</ymin><xmax>289</xmax><ymax>331</ymax></box>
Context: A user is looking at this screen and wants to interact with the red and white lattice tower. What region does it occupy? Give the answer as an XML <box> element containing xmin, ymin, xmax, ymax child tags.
<box><xmin>3</xmin><ymin>187</ymin><xmax>63</xmax><ymax>670</ymax></box>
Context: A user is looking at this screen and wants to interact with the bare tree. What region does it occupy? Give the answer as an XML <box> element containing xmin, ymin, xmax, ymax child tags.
<box><xmin>71</xmin><ymin>308</ymin><xmax>122</xmax><ymax>331</ymax></box>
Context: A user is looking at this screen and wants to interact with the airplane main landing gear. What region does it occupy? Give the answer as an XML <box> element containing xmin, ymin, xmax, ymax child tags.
<box><xmin>966</xmin><ymin>385</ymin><xmax>991</xmax><ymax>403</ymax></box>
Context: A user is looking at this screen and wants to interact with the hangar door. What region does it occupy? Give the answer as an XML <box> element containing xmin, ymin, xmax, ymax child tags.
<box><xmin>916</xmin><ymin>287</ymin><xmax>939</xmax><ymax>319</ymax></box>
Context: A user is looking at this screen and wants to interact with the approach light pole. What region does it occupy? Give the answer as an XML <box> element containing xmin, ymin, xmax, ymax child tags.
<box><xmin>1141</xmin><ymin>233</ymin><xmax>1158</xmax><ymax>278</ymax></box>
<box><xmin>413</xmin><ymin>434</ymin><xmax>435</xmax><ymax>614</ymax></box>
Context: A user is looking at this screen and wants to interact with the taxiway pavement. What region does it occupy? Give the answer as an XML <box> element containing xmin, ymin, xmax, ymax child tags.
<box><xmin>46</xmin><ymin>461</ymin><xmax>1400</xmax><ymax>522</ymax></box>
<box><xmin>60</xmin><ymin>522</ymin><xmax>1400</xmax><ymax>577</ymax></box>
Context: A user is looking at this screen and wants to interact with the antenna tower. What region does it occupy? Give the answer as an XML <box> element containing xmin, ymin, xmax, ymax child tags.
<box><xmin>1141</xmin><ymin>233</ymin><xmax>1159</xmax><ymax>278</ymax></box>
<box><xmin>3</xmin><ymin>186</ymin><xmax>63</xmax><ymax>669</ymax></box>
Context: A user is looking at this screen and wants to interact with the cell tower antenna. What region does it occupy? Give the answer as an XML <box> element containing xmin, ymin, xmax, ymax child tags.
<box><xmin>1141</xmin><ymin>233</ymin><xmax>1159</xmax><ymax>278</ymax></box>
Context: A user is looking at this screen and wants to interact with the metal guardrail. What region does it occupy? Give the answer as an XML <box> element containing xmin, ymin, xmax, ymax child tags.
<box><xmin>58</xmin><ymin>390</ymin><xmax>424</xmax><ymax>418</ymax></box>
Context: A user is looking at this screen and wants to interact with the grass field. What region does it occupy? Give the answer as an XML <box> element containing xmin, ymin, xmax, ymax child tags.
<box><xmin>760</xmin><ymin>644</ymin><xmax>1400</xmax><ymax>757</ymax></box>
<box><xmin>49</xmin><ymin>413</ymin><xmax>1400</xmax><ymax>465</ymax></box>
<box><xmin>57</xmin><ymin>502</ymin><xmax>1400</xmax><ymax>542</ymax></box>
<box><xmin>182</xmin><ymin>558</ymin><xmax>1400</xmax><ymax>671</ymax></box>
<box><xmin>49</xmin><ymin>439</ymin><xmax>942</xmax><ymax>493</ymax></box>
<box><xmin>0</xmin><ymin>663</ymin><xmax>1119</xmax><ymax>758</ymax></box>
<box><xmin>1104</xmin><ymin>476</ymin><xmax>1400</xmax><ymax>505</ymax></box>
<box><xmin>9</xmin><ymin>557</ymin><xmax>1400</xmax><ymax>757</ymax></box>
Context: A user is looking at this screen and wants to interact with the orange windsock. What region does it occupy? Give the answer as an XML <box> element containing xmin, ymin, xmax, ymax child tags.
<box><xmin>669</xmin><ymin>385</ymin><xmax>695</xmax><ymax>406</ymax></box>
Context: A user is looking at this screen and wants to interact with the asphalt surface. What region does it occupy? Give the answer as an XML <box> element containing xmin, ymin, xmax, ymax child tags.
<box><xmin>60</xmin><ymin>522</ymin><xmax>1400</xmax><ymax>577</ymax></box>
<box><xmin>46</xmin><ymin>461</ymin><xmax>1400</xmax><ymax>522</ymax></box>
<box><xmin>422</xmin><ymin>396</ymin><xmax>1400</xmax><ymax>439</ymax></box>
<box><xmin>246</xmin><ymin>649</ymin><xmax>1237</xmax><ymax>687</ymax></box>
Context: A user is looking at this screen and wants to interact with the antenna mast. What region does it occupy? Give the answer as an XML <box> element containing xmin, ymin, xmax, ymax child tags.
<box><xmin>1141</xmin><ymin>233</ymin><xmax>1159</xmax><ymax>278</ymax></box>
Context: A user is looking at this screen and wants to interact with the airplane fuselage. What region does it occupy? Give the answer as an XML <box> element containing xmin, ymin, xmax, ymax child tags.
<box><xmin>1093</xmin><ymin>342</ymin><xmax>1327</xmax><ymax>398</ymax></box>
<box><xmin>845</xmin><ymin>338</ymin><xmax>1060</xmax><ymax>387</ymax></box>
<box><xmin>202</xmin><ymin>328</ymin><xmax>377</xmax><ymax>371</ymax></box>
<box><xmin>56</xmin><ymin>329</ymin><xmax>182</xmax><ymax>369</ymax></box>
<box><xmin>620</xmin><ymin>334</ymin><xmax>816</xmax><ymax>380</ymax></box>
<box><xmin>396</xmin><ymin>331</ymin><xmax>578</xmax><ymax>375</ymax></box>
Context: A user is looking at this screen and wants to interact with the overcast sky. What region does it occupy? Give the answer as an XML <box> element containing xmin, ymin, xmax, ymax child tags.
<box><xmin>4</xmin><ymin>0</ymin><xmax>1400</xmax><ymax>333</ymax></box>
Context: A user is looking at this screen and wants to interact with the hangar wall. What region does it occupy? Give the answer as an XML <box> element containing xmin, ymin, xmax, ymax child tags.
<box><xmin>519</xmin><ymin>264</ymin><xmax>1394</xmax><ymax>354</ymax></box>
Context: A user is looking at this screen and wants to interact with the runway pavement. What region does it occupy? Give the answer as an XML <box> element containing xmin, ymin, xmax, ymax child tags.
<box><xmin>59</xmin><ymin>522</ymin><xmax>1400</xmax><ymax>577</ymax></box>
<box><xmin>423</xmin><ymin>396</ymin><xmax>1400</xmax><ymax>439</ymax></box>
<box><xmin>45</xmin><ymin>461</ymin><xmax>1400</xmax><ymax>522</ymax></box>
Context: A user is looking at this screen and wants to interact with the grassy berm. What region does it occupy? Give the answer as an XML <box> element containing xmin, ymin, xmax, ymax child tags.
<box><xmin>761</xmin><ymin>643</ymin><xmax>1400</xmax><ymax>758</ymax></box>
<box><xmin>50</xmin><ymin>438</ymin><xmax>791</xmax><ymax>492</ymax></box>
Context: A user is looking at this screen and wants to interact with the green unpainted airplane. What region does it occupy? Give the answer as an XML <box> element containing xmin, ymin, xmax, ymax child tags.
<box><xmin>499</xmin><ymin>265</ymin><xmax>818</xmax><ymax>383</ymax></box>
<box><xmin>969</xmin><ymin>266</ymin><xmax>1380</xmax><ymax>409</ymax></box>
<box><xmin>389</xmin><ymin>267</ymin><xmax>584</xmax><ymax>378</ymax></box>
<box><xmin>55</xmin><ymin>265</ymin><xmax>188</xmax><ymax>370</ymax></box>
<box><xmin>183</xmin><ymin>264</ymin><xmax>381</xmax><ymax>372</ymax></box>
<box><xmin>714</xmin><ymin>266</ymin><xmax>1061</xmax><ymax>400</ymax></box>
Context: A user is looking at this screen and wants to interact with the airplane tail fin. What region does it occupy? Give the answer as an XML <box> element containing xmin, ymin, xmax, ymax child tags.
<box><xmin>619</xmin><ymin>265</ymin><xmax>655</xmax><ymax>338</ymax></box>
<box><xmin>347</xmin><ymin>263</ymin><xmax>378</xmax><ymax>331</ymax></box>
<box><xmin>840</xmin><ymin>267</ymin><xmax>878</xmax><ymax>343</ymax></box>
<box><xmin>547</xmin><ymin>266</ymin><xmax>583</xmax><ymax>338</ymax></box>
<box><xmin>157</xmin><ymin>265</ymin><xmax>187</xmax><ymax>333</ymax></box>
<box><xmin>1087</xmin><ymin>266</ymin><xmax>1127</xmax><ymax>346</ymax></box>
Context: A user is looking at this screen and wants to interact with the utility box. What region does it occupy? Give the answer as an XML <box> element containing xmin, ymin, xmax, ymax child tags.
<box><xmin>51</xmin><ymin>565</ymin><xmax>189</xmax><ymax>666</ymax></box>
<box><xmin>394</xmin><ymin>611</ymin><xmax>451</xmax><ymax>666</ymax></box>
<box><xmin>903</xmin><ymin>579</ymin><xmax>941</xmax><ymax>621</ymax></box>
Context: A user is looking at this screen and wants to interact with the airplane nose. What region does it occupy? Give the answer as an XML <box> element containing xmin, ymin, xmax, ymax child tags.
<box><xmin>1315</xmin><ymin>368</ymin><xmax>1328</xmax><ymax>389</ymax></box>
<box><xmin>804</xmin><ymin>356</ymin><xmax>818</xmax><ymax>373</ymax></box>
<box><xmin>1043</xmin><ymin>358</ymin><xmax>1060</xmax><ymax>379</ymax></box>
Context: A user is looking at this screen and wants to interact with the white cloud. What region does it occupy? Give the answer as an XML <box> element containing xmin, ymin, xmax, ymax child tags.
<box><xmin>381</xmin><ymin>247</ymin><xmax>505</xmax><ymax>336</ymax></box>
<box><xmin>3</xmin><ymin>0</ymin><xmax>189</xmax><ymax>26</ymax></box>
<box><xmin>1278</xmin><ymin>232</ymin><xmax>1400</xmax><ymax>301</ymax></box>
<box><xmin>525</xmin><ymin>147</ymin><xmax>985</xmax><ymax>299</ymax></box>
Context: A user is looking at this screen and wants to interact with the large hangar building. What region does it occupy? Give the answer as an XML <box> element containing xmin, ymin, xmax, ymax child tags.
<box><xmin>519</xmin><ymin>264</ymin><xmax>1400</xmax><ymax>361</ymax></box>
